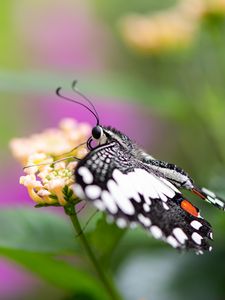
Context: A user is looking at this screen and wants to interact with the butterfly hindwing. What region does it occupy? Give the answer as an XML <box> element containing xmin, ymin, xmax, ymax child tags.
<box><xmin>141</xmin><ymin>152</ymin><xmax>225</xmax><ymax>212</ymax></box>
<box><xmin>74</xmin><ymin>142</ymin><xmax>212</xmax><ymax>253</ymax></box>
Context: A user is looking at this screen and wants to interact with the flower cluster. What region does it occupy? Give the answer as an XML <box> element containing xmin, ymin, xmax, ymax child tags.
<box><xmin>119</xmin><ymin>0</ymin><xmax>225</xmax><ymax>54</ymax></box>
<box><xmin>10</xmin><ymin>118</ymin><xmax>91</xmax><ymax>206</ymax></box>
<box><xmin>119</xmin><ymin>10</ymin><xmax>198</xmax><ymax>54</ymax></box>
<box><xmin>204</xmin><ymin>0</ymin><xmax>225</xmax><ymax>16</ymax></box>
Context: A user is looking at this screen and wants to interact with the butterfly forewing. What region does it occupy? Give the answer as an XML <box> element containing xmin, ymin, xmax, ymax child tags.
<box><xmin>74</xmin><ymin>141</ymin><xmax>212</xmax><ymax>253</ymax></box>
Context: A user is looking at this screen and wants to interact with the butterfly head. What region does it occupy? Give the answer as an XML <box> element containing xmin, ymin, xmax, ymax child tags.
<box><xmin>90</xmin><ymin>125</ymin><xmax>123</xmax><ymax>148</ymax></box>
<box><xmin>55</xmin><ymin>81</ymin><xmax>132</xmax><ymax>150</ymax></box>
<box><xmin>92</xmin><ymin>125</ymin><xmax>103</xmax><ymax>140</ymax></box>
<box><xmin>91</xmin><ymin>125</ymin><xmax>108</xmax><ymax>145</ymax></box>
<box><xmin>91</xmin><ymin>125</ymin><xmax>134</xmax><ymax>150</ymax></box>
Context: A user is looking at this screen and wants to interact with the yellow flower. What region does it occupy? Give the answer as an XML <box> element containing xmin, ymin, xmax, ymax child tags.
<box><xmin>120</xmin><ymin>11</ymin><xmax>198</xmax><ymax>54</ymax></box>
<box><xmin>204</xmin><ymin>0</ymin><xmax>225</xmax><ymax>16</ymax></box>
<box><xmin>119</xmin><ymin>0</ymin><xmax>225</xmax><ymax>55</ymax></box>
<box><xmin>178</xmin><ymin>0</ymin><xmax>206</xmax><ymax>20</ymax></box>
<box><xmin>10</xmin><ymin>118</ymin><xmax>91</xmax><ymax>206</ymax></box>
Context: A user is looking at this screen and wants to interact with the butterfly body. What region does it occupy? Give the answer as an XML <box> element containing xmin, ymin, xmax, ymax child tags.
<box><xmin>73</xmin><ymin>125</ymin><xmax>225</xmax><ymax>254</ymax></box>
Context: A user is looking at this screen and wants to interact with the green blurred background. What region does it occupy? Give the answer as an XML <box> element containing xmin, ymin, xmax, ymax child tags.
<box><xmin>1</xmin><ymin>0</ymin><xmax>225</xmax><ymax>299</ymax></box>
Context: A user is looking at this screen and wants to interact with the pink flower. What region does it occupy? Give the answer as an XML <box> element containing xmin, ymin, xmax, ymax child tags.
<box><xmin>13</xmin><ymin>0</ymin><xmax>111</xmax><ymax>71</ymax></box>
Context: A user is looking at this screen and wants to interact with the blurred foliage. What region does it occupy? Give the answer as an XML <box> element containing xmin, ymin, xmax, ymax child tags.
<box><xmin>0</xmin><ymin>209</ymin><xmax>78</xmax><ymax>253</ymax></box>
<box><xmin>1</xmin><ymin>0</ymin><xmax>225</xmax><ymax>299</ymax></box>
<box><xmin>1</xmin><ymin>249</ymin><xmax>109</xmax><ymax>300</ymax></box>
<box><xmin>0</xmin><ymin>209</ymin><xmax>119</xmax><ymax>300</ymax></box>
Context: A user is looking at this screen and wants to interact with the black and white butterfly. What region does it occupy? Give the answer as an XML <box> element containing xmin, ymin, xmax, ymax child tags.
<box><xmin>57</xmin><ymin>82</ymin><xmax>225</xmax><ymax>254</ymax></box>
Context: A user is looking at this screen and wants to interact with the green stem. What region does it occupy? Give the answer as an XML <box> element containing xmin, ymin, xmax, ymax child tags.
<box><xmin>64</xmin><ymin>205</ymin><xmax>122</xmax><ymax>300</ymax></box>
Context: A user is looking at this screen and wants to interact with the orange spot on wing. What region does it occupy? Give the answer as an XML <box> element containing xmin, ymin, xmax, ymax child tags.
<box><xmin>181</xmin><ymin>200</ymin><xmax>199</xmax><ymax>217</ymax></box>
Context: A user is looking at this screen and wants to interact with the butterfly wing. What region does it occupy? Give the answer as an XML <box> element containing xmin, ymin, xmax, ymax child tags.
<box><xmin>74</xmin><ymin>142</ymin><xmax>212</xmax><ymax>253</ymax></box>
<box><xmin>141</xmin><ymin>154</ymin><xmax>225</xmax><ymax>211</ymax></box>
<box><xmin>192</xmin><ymin>186</ymin><xmax>225</xmax><ymax>210</ymax></box>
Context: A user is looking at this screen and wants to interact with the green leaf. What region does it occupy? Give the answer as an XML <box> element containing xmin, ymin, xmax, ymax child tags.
<box><xmin>109</xmin><ymin>227</ymin><xmax>168</xmax><ymax>272</ymax></box>
<box><xmin>0</xmin><ymin>249</ymin><xmax>110</xmax><ymax>300</ymax></box>
<box><xmin>87</xmin><ymin>215</ymin><xmax>125</xmax><ymax>266</ymax></box>
<box><xmin>0</xmin><ymin>208</ymin><xmax>78</xmax><ymax>253</ymax></box>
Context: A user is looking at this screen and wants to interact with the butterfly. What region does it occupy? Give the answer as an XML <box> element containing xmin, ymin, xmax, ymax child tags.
<box><xmin>57</xmin><ymin>82</ymin><xmax>225</xmax><ymax>254</ymax></box>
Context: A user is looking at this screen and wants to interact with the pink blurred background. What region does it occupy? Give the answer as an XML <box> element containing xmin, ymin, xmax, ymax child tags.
<box><xmin>0</xmin><ymin>1</ymin><xmax>160</xmax><ymax>298</ymax></box>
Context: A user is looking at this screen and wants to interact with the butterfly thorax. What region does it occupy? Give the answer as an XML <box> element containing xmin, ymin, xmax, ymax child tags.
<box><xmin>98</xmin><ymin>126</ymin><xmax>194</xmax><ymax>190</ymax></box>
<box><xmin>101</xmin><ymin>126</ymin><xmax>142</xmax><ymax>156</ymax></box>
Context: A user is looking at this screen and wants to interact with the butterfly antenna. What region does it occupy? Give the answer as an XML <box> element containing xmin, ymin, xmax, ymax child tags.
<box><xmin>23</xmin><ymin>155</ymin><xmax>81</xmax><ymax>171</ymax></box>
<box><xmin>23</xmin><ymin>141</ymin><xmax>88</xmax><ymax>170</ymax></box>
<box><xmin>56</xmin><ymin>83</ymin><xmax>99</xmax><ymax>126</ymax></box>
<box><xmin>71</xmin><ymin>80</ymin><xmax>100</xmax><ymax>125</ymax></box>
<box><xmin>63</xmin><ymin>141</ymin><xmax>87</xmax><ymax>156</ymax></box>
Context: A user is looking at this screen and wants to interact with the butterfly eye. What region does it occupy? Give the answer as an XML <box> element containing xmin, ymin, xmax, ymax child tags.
<box><xmin>92</xmin><ymin>126</ymin><xmax>103</xmax><ymax>140</ymax></box>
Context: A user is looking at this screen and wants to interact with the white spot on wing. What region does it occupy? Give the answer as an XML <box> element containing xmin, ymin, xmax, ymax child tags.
<box><xmin>160</xmin><ymin>177</ymin><xmax>181</xmax><ymax>194</ymax></box>
<box><xmin>73</xmin><ymin>184</ymin><xmax>85</xmax><ymax>199</ymax></box>
<box><xmin>158</xmin><ymin>192</ymin><xmax>168</xmax><ymax>202</ymax></box>
<box><xmin>130</xmin><ymin>222</ymin><xmax>137</xmax><ymax>229</ymax></box>
<box><xmin>78</xmin><ymin>166</ymin><xmax>93</xmax><ymax>184</ymax></box>
<box><xmin>138</xmin><ymin>214</ymin><xmax>151</xmax><ymax>227</ymax></box>
<box><xmin>167</xmin><ymin>236</ymin><xmax>179</xmax><ymax>248</ymax></box>
<box><xmin>94</xmin><ymin>200</ymin><xmax>105</xmax><ymax>211</ymax></box>
<box><xmin>116</xmin><ymin>218</ymin><xmax>127</xmax><ymax>228</ymax></box>
<box><xmin>101</xmin><ymin>190</ymin><xmax>118</xmax><ymax>214</ymax></box>
<box><xmin>173</xmin><ymin>228</ymin><xmax>188</xmax><ymax>244</ymax></box>
<box><xmin>162</xmin><ymin>202</ymin><xmax>169</xmax><ymax>210</ymax></box>
<box><xmin>143</xmin><ymin>203</ymin><xmax>151</xmax><ymax>212</ymax></box>
<box><xmin>150</xmin><ymin>175</ymin><xmax>176</xmax><ymax>199</ymax></box>
<box><xmin>202</xmin><ymin>187</ymin><xmax>216</xmax><ymax>198</ymax></box>
<box><xmin>107</xmin><ymin>179</ymin><xmax>135</xmax><ymax>215</ymax></box>
<box><xmin>110</xmin><ymin>168</ymin><xmax>178</xmax><ymax>218</ymax></box>
<box><xmin>150</xmin><ymin>226</ymin><xmax>163</xmax><ymax>239</ymax></box>
<box><xmin>112</xmin><ymin>169</ymin><xmax>140</xmax><ymax>203</ymax></box>
<box><xmin>133</xmin><ymin>169</ymin><xmax>159</xmax><ymax>201</ymax></box>
<box><xmin>190</xmin><ymin>220</ymin><xmax>202</xmax><ymax>230</ymax></box>
<box><xmin>85</xmin><ymin>185</ymin><xmax>101</xmax><ymax>199</ymax></box>
<box><xmin>191</xmin><ymin>232</ymin><xmax>202</xmax><ymax>245</ymax></box>
<box><xmin>215</xmin><ymin>199</ymin><xmax>225</xmax><ymax>208</ymax></box>
<box><xmin>208</xmin><ymin>196</ymin><xmax>215</xmax><ymax>203</ymax></box>
<box><xmin>112</xmin><ymin>168</ymin><xmax>177</xmax><ymax>209</ymax></box>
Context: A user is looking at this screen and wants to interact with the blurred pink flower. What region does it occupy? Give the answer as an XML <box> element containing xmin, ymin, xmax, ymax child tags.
<box><xmin>43</xmin><ymin>97</ymin><xmax>157</xmax><ymax>148</ymax></box>
<box><xmin>13</xmin><ymin>0</ymin><xmax>111</xmax><ymax>71</ymax></box>
<box><xmin>0</xmin><ymin>167</ymin><xmax>31</xmax><ymax>207</ymax></box>
<box><xmin>0</xmin><ymin>259</ymin><xmax>38</xmax><ymax>299</ymax></box>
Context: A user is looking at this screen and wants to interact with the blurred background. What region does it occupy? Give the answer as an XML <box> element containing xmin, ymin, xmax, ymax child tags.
<box><xmin>1</xmin><ymin>0</ymin><xmax>225</xmax><ymax>299</ymax></box>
